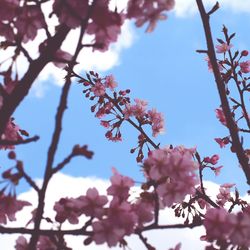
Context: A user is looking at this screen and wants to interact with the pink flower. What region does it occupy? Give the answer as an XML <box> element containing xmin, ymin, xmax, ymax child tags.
<box><xmin>204</xmin><ymin>154</ymin><xmax>219</xmax><ymax>165</ymax></box>
<box><xmin>215</xmin><ymin>108</ymin><xmax>227</xmax><ymax>126</ymax></box>
<box><xmin>148</xmin><ymin>108</ymin><xmax>165</xmax><ymax>137</ymax></box>
<box><xmin>123</xmin><ymin>99</ymin><xmax>148</xmax><ymax>119</ymax></box>
<box><xmin>205</xmin><ymin>57</ymin><xmax>223</xmax><ymax>72</ymax></box>
<box><xmin>105</xmin><ymin>75</ymin><xmax>117</xmax><ymax>90</ymax></box>
<box><xmin>37</xmin><ymin>236</ymin><xmax>57</xmax><ymax>250</ymax></box>
<box><xmin>0</xmin><ymin>194</ymin><xmax>31</xmax><ymax>225</ymax></box>
<box><xmin>216</xmin><ymin>184</ymin><xmax>232</xmax><ymax>206</ymax></box>
<box><xmin>0</xmin><ymin>0</ymin><xmax>19</xmax><ymax>22</ymax></box>
<box><xmin>144</xmin><ymin>147</ymin><xmax>198</xmax><ymax>207</ymax></box>
<box><xmin>77</xmin><ymin>188</ymin><xmax>108</xmax><ymax>218</ymax></box>
<box><xmin>228</xmin><ymin>211</ymin><xmax>250</xmax><ymax>247</ymax></box>
<box><xmin>15</xmin><ymin>236</ymin><xmax>28</xmax><ymax>250</ymax></box>
<box><xmin>127</xmin><ymin>0</ymin><xmax>175</xmax><ymax>33</ymax></box>
<box><xmin>132</xmin><ymin>200</ymin><xmax>154</xmax><ymax>227</ymax></box>
<box><xmin>53</xmin><ymin>50</ymin><xmax>73</xmax><ymax>68</ymax></box>
<box><xmin>92</xmin><ymin>219</ymin><xmax>125</xmax><ymax>247</ymax></box>
<box><xmin>54</xmin><ymin>197</ymin><xmax>81</xmax><ymax>224</ymax></box>
<box><xmin>107</xmin><ymin>197</ymin><xmax>137</xmax><ymax>235</ymax></box>
<box><xmin>87</xmin><ymin>2</ymin><xmax>124</xmax><ymax>51</ymax></box>
<box><xmin>215</xmin><ymin>137</ymin><xmax>230</xmax><ymax>148</ymax></box>
<box><xmin>91</xmin><ymin>81</ymin><xmax>106</xmax><ymax>97</ymax></box>
<box><xmin>15</xmin><ymin>5</ymin><xmax>46</xmax><ymax>43</ymax></box>
<box><xmin>53</xmin><ymin>0</ymin><xmax>88</xmax><ymax>29</ymax></box>
<box><xmin>204</xmin><ymin>208</ymin><xmax>232</xmax><ymax>240</ymax></box>
<box><xmin>240</xmin><ymin>60</ymin><xmax>250</xmax><ymax>73</ymax></box>
<box><xmin>0</xmin><ymin>119</ymin><xmax>23</xmax><ymax>150</ymax></box>
<box><xmin>213</xmin><ymin>165</ymin><xmax>223</xmax><ymax>176</ymax></box>
<box><xmin>107</xmin><ymin>168</ymin><xmax>134</xmax><ymax>200</ymax></box>
<box><xmin>100</xmin><ymin>120</ymin><xmax>110</xmax><ymax>128</ymax></box>
<box><xmin>0</xmin><ymin>22</ymin><xmax>15</xmax><ymax>41</ymax></box>
<box><xmin>216</xmin><ymin>43</ymin><xmax>233</xmax><ymax>53</ymax></box>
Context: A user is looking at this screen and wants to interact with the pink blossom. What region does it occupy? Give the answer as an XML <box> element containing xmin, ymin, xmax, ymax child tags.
<box><xmin>124</xmin><ymin>99</ymin><xmax>148</xmax><ymax>119</ymax></box>
<box><xmin>215</xmin><ymin>43</ymin><xmax>232</xmax><ymax>53</ymax></box>
<box><xmin>91</xmin><ymin>81</ymin><xmax>106</xmax><ymax>97</ymax></box>
<box><xmin>204</xmin><ymin>154</ymin><xmax>219</xmax><ymax>165</ymax></box>
<box><xmin>77</xmin><ymin>188</ymin><xmax>108</xmax><ymax>218</ymax></box>
<box><xmin>213</xmin><ymin>165</ymin><xmax>223</xmax><ymax>176</ymax></box>
<box><xmin>54</xmin><ymin>197</ymin><xmax>82</xmax><ymax>224</ymax></box>
<box><xmin>87</xmin><ymin>2</ymin><xmax>124</xmax><ymax>51</ymax></box>
<box><xmin>15</xmin><ymin>5</ymin><xmax>46</xmax><ymax>43</ymax></box>
<box><xmin>0</xmin><ymin>119</ymin><xmax>23</xmax><ymax>150</ymax></box>
<box><xmin>0</xmin><ymin>194</ymin><xmax>31</xmax><ymax>225</ymax></box>
<box><xmin>214</xmin><ymin>137</ymin><xmax>230</xmax><ymax>148</ymax></box>
<box><xmin>107</xmin><ymin>168</ymin><xmax>134</xmax><ymax>200</ymax></box>
<box><xmin>240</xmin><ymin>60</ymin><xmax>250</xmax><ymax>73</ymax></box>
<box><xmin>216</xmin><ymin>184</ymin><xmax>232</xmax><ymax>206</ymax></box>
<box><xmin>92</xmin><ymin>219</ymin><xmax>125</xmax><ymax>247</ymax></box>
<box><xmin>53</xmin><ymin>50</ymin><xmax>73</xmax><ymax>68</ymax></box>
<box><xmin>107</xmin><ymin>197</ymin><xmax>137</xmax><ymax>235</ymax></box>
<box><xmin>37</xmin><ymin>236</ymin><xmax>58</xmax><ymax>250</ymax></box>
<box><xmin>132</xmin><ymin>200</ymin><xmax>154</xmax><ymax>227</ymax></box>
<box><xmin>100</xmin><ymin>120</ymin><xmax>110</xmax><ymax>128</ymax></box>
<box><xmin>0</xmin><ymin>22</ymin><xmax>15</xmax><ymax>41</ymax></box>
<box><xmin>144</xmin><ymin>147</ymin><xmax>198</xmax><ymax>207</ymax></box>
<box><xmin>204</xmin><ymin>208</ymin><xmax>232</xmax><ymax>240</ymax></box>
<box><xmin>215</xmin><ymin>108</ymin><xmax>227</xmax><ymax>126</ymax></box>
<box><xmin>105</xmin><ymin>75</ymin><xmax>117</xmax><ymax>90</ymax></box>
<box><xmin>205</xmin><ymin>57</ymin><xmax>223</xmax><ymax>72</ymax></box>
<box><xmin>15</xmin><ymin>236</ymin><xmax>28</xmax><ymax>250</ymax></box>
<box><xmin>228</xmin><ymin>211</ymin><xmax>250</xmax><ymax>248</ymax></box>
<box><xmin>53</xmin><ymin>0</ymin><xmax>88</xmax><ymax>29</ymax></box>
<box><xmin>0</xmin><ymin>0</ymin><xmax>19</xmax><ymax>22</ymax></box>
<box><xmin>148</xmin><ymin>108</ymin><xmax>165</xmax><ymax>137</ymax></box>
<box><xmin>127</xmin><ymin>0</ymin><xmax>175</xmax><ymax>33</ymax></box>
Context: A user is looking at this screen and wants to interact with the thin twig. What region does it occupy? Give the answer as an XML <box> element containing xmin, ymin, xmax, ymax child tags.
<box><xmin>0</xmin><ymin>135</ymin><xmax>39</xmax><ymax>146</ymax></box>
<box><xmin>196</xmin><ymin>0</ymin><xmax>250</xmax><ymax>185</ymax></box>
<box><xmin>28</xmin><ymin>2</ymin><xmax>98</xmax><ymax>249</ymax></box>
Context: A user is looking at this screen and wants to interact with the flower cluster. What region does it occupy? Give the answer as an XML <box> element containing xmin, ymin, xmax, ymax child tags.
<box><xmin>15</xmin><ymin>235</ymin><xmax>71</xmax><ymax>250</ymax></box>
<box><xmin>0</xmin><ymin>118</ymin><xmax>24</xmax><ymax>150</ymax></box>
<box><xmin>0</xmin><ymin>0</ymin><xmax>45</xmax><ymax>43</ymax></box>
<box><xmin>53</xmin><ymin>169</ymin><xmax>155</xmax><ymax>247</ymax></box>
<box><xmin>127</xmin><ymin>0</ymin><xmax>175</xmax><ymax>32</ymax></box>
<box><xmin>143</xmin><ymin>146</ymin><xmax>198</xmax><ymax>207</ymax></box>
<box><xmin>204</xmin><ymin>207</ymin><xmax>250</xmax><ymax>249</ymax></box>
<box><xmin>78</xmin><ymin>71</ymin><xmax>164</xmax><ymax>145</ymax></box>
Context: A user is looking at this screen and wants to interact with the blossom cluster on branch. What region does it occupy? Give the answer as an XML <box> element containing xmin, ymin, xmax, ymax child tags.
<box><xmin>0</xmin><ymin>0</ymin><xmax>249</xmax><ymax>250</ymax></box>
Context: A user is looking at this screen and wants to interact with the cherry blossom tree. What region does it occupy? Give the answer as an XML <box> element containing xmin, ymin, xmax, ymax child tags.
<box><xmin>0</xmin><ymin>0</ymin><xmax>249</xmax><ymax>249</ymax></box>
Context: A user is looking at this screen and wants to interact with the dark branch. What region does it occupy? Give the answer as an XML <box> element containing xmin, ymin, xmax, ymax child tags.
<box><xmin>196</xmin><ymin>0</ymin><xmax>250</xmax><ymax>185</ymax></box>
<box><xmin>0</xmin><ymin>135</ymin><xmax>39</xmax><ymax>146</ymax></box>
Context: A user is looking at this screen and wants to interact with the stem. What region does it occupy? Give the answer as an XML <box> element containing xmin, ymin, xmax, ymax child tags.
<box><xmin>28</xmin><ymin>2</ymin><xmax>97</xmax><ymax>248</ymax></box>
<box><xmin>196</xmin><ymin>0</ymin><xmax>250</xmax><ymax>185</ymax></box>
<box><xmin>0</xmin><ymin>135</ymin><xmax>39</xmax><ymax>146</ymax></box>
<box><xmin>0</xmin><ymin>25</ymin><xmax>70</xmax><ymax>137</ymax></box>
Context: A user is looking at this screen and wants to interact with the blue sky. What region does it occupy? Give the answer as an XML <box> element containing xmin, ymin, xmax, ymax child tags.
<box><xmin>4</xmin><ymin>3</ymin><xmax>249</xmax><ymax>193</ymax></box>
<box><xmin>1</xmin><ymin>1</ymin><xmax>250</xmax><ymax>249</ymax></box>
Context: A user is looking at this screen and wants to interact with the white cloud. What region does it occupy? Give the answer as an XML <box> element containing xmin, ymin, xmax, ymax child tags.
<box><xmin>1</xmin><ymin>174</ymin><xmax>237</xmax><ymax>250</ymax></box>
<box><xmin>1</xmin><ymin>174</ymin><xmax>249</xmax><ymax>249</ymax></box>
<box><xmin>0</xmin><ymin>0</ymin><xmax>135</xmax><ymax>98</ymax></box>
<box><xmin>174</xmin><ymin>0</ymin><xmax>250</xmax><ymax>17</ymax></box>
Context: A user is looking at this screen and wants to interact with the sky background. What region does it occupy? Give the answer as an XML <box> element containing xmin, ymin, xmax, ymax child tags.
<box><xmin>1</xmin><ymin>0</ymin><xmax>250</xmax><ymax>249</ymax></box>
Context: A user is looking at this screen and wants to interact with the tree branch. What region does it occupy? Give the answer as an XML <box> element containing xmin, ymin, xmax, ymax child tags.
<box><xmin>196</xmin><ymin>0</ymin><xmax>250</xmax><ymax>185</ymax></box>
